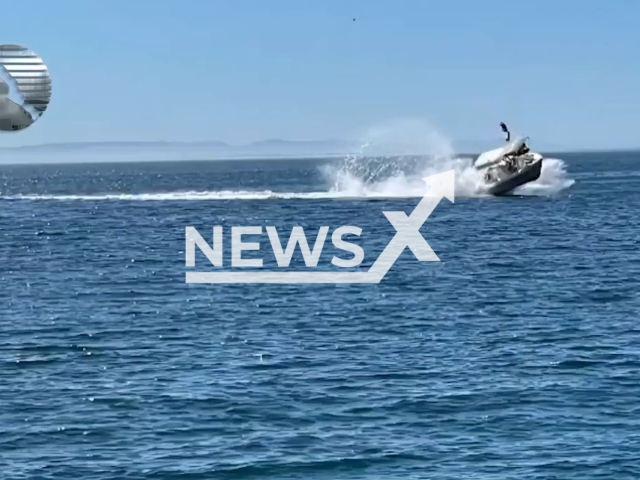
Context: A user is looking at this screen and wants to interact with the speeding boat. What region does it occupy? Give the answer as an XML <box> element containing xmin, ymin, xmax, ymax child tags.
<box><xmin>474</xmin><ymin>125</ymin><xmax>543</xmax><ymax>196</ymax></box>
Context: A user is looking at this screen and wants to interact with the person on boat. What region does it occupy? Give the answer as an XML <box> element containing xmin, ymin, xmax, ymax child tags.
<box><xmin>500</xmin><ymin>122</ymin><xmax>510</xmax><ymax>142</ymax></box>
<box><xmin>501</xmin><ymin>122</ymin><xmax>529</xmax><ymax>155</ymax></box>
<box><xmin>500</xmin><ymin>122</ymin><xmax>530</xmax><ymax>171</ymax></box>
<box><xmin>518</xmin><ymin>141</ymin><xmax>530</xmax><ymax>156</ymax></box>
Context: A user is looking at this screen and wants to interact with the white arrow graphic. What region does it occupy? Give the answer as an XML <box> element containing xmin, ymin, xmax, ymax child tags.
<box><xmin>186</xmin><ymin>169</ymin><xmax>455</xmax><ymax>284</ymax></box>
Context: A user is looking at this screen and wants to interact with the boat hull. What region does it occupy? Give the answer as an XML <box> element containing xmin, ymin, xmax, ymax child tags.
<box><xmin>486</xmin><ymin>159</ymin><xmax>543</xmax><ymax>196</ymax></box>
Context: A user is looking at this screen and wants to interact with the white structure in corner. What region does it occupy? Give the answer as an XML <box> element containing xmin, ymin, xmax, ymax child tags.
<box><xmin>0</xmin><ymin>77</ymin><xmax>34</xmax><ymax>130</ymax></box>
<box><xmin>0</xmin><ymin>44</ymin><xmax>51</xmax><ymax>116</ymax></box>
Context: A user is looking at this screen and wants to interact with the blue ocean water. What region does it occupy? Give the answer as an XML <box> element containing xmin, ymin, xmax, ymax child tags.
<box><xmin>1</xmin><ymin>151</ymin><xmax>640</xmax><ymax>479</ymax></box>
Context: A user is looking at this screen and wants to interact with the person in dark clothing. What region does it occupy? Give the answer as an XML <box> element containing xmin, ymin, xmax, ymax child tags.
<box><xmin>500</xmin><ymin>122</ymin><xmax>510</xmax><ymax>142</ymax></box>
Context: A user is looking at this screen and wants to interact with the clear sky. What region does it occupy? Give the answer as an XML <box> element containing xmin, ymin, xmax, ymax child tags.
<box><xmin>2</xmin><ymin>0</ymin><xmax>639</xmax><ymax>150</ymax></box>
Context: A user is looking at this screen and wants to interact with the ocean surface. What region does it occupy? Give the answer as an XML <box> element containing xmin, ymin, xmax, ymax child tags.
<box><xmin>1</xmin><ymin>150</ymin><xmax>640</xmax><ymax>479</ymax></box>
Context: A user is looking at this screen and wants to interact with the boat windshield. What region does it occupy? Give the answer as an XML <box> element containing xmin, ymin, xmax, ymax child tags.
<box><xmin>503</xmin><ymin>137</ymin><xmax>529</xmax><ymax>156</ymax></box>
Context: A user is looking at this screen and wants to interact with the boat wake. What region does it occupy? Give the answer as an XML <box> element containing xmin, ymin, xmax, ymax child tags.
<box><xmin>5</xmin><ymin>190</ymin><xmax>368</xmax><ymax>201</ymax></box>
<box><xmin>5</xmin><ymin>156</ymin><xmax>573</xmax><ymax>201</ymax></box>
<box><xmin>321</xmin><ymin>156</ymin><xmax>574</xmax><ymax>199</ymax></box>
<box><xmin>321</xmin><ymin>119</ymin><xmax>574</xmax><ymax>199</ymax></box>
<box><xmin>3</xmin><ymin>120</ymin><xmax>575</xmax><ymax>201</ymax></box>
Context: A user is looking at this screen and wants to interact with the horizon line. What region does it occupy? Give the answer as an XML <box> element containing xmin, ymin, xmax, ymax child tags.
<box><xmin>1</xmin><ymin>138</ymin><xmax>639</xmax><ymax>154</ymax></box>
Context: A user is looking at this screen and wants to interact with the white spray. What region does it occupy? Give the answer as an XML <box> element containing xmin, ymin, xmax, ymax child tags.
<box><xmin>322</xmin><ymin>118</ymin><xmax>574</xmax><ymax>198</ymax></box>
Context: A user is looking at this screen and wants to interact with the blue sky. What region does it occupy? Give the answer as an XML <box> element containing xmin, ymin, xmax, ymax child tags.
<box><xmin>2</xmin><ymin>0</ymin><xmax>639</xmax><ymax>150</ymax></box>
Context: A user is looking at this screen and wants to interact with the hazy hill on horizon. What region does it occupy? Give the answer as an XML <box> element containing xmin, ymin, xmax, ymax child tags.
<box><xmin>0</xmin><ymin>138</ymin><xmax>635</xmax><ymax>164</ymax></box>
<box><xmin>0</xmin><ymin>139</ymin><xmax>360</xmax><ymax>162</ymax></box>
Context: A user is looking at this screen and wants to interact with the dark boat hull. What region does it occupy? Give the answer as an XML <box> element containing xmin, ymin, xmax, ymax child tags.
<box><xmin>486</xmin><ymin>159</ymin><xmax>543</xmax><ymax>196</ymax></box>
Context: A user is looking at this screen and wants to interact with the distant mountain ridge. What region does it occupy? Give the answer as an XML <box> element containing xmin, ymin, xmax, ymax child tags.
<box><xmin>0</xmin><ymin>138</ymin><xmax>365</xmax><ymax>164</ymax></box>
<box><xmin>0</xmin><ymin>138</ymin><xmax>628</xmax><ymax>165</ymax></box>
<box><xmin>0</xmin><ymin>139</ymin><xmax>357</xmax><ymax>151</ymax></box>
<box><xmin>0</xmin><ymin>138</ymin><xmax>584</xmax><ymax>154</ymax></box>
